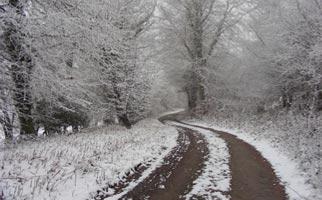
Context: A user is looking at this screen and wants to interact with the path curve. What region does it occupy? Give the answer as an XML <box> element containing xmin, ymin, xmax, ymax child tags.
<box><xmin>94</xmin><ymin>126</ymin><xmax>209</xmax><ymax>200</ymax></box>
<box><xmin>175</xmin><ymin>120</ymin><xmax>287</xmax><ymax>200</ymax></box>
<box><xmin>95</xmin><ymin>114</ymin><xmax>288</xmax><ymax>200</ymax></box>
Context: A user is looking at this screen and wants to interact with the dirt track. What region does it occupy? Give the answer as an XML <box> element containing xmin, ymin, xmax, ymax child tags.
<box><xmin>94</xmin><ymin>127</ymin><xmax>209</xmax><ymax>200</ymax></box>
<box><xmin>120</xmin><ymin>127</ymin><xmax>209</xmax><ymax>200</ymax></box>
<box><xmin>177</xmin><ymin>121</ymin><xmax>287</xmax><ymax>200</ymax></box>
<box><xmin>95</xmin><ymin>119</ymin><xmax>287</xmax><ymax>200</ymax></box>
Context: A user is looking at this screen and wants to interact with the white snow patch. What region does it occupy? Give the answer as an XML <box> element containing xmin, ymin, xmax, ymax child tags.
<box><xmin>159</xmin><ymin>108</ymin><xmax>185</xmax><ymax>118</ymax></box>
<box><xmin>66</xmin><ymin>125</ymin><xmax>73</xmax><ymax>134</ymax></box>
<box><xmin>37</xmin><ymin>126</ymin><xmax>45</xmax><ymax>136</ymax></box>
<box><xmin>97</xmin><ymin>121</ymin><xmax>104</xmax><ymax>127</ymax></box>
<box><xmin>0</xmin><ymin>124</ymin><xmax>5</xmax><ymax>141</ymax></box>
<box><xmin>168</xmin><ymin>121</ymin><xmax>231</xmax><ymax>200</ymax></box>
<box><xmin>187</xmin><ymin>120</ymin><xmax>321</xmax><ymax>200</ymax></box>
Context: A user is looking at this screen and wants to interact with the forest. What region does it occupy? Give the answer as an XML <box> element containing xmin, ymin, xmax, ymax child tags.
<box><xmin>0</xmin><ymin>0</ymin><xmax>321</xmax><ymax>200</ymax></box>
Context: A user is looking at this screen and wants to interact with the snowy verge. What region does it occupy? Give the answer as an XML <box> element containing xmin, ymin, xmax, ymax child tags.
<box><xmin>185</xmin><ymin>120</ymin><xmax>321</xmax><ymax>200</ymax></box>
<box><xmin>104</xmin><ymin>136</ymin><xmax>181</xmax><ymax>200</ymax></box>
<box><xmin>167</xmin><ymin>121</ymin><xmax>231</xmax><ymax>200</ymax></box>
<box><xmin>0</xmin><ymin>119</ymin><xmax>178</xmax><ymax>200</ymax></box>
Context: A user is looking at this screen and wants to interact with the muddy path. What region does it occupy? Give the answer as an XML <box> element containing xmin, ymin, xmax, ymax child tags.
<box><xmin>120</xmin><ymin>127</ymin><xmax>209</xmax><ymax>200</ymax></box>
<box><xmin>95</xmin><ymin>115</ymin><xmax>287</xmax><ymax>200</ymax></box>
<box><xmin>174</xmin><ymin>120</ymin><xmax>287</xmax><ymax>200</ymax></box>
<box><xmin>94</xmin><ymin>127</ymin><xmax>209</xmax><ymax>200</ymax></box>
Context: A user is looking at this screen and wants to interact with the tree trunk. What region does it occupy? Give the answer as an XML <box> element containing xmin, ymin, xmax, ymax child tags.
<box><xmin>186</xmin><ymin>69</ymin><xmax>207</xmax><ymax>116</ymax></box>
<box><xmin>118</xmin><ymin>114</ymin><xmax>132</xmax><ymax>129</ymax></box>
<box><xmin>4</xmin><ymin>0</ymin><xmax>35</xmax><ymax>135</ymax></box>
<box><xmin>186</xmin><ymin>0</ymin><xmax>207</xmax><ymax>114</ymax></box>
<box><xmin>10</xmin><ymin>64</ymin><xmax>34</xmax><ymax>134</ymax></box>
<box><xmin>2</xmin><ymin>109</ymin><xmax>14</xmax><ymax>139</ymax></box>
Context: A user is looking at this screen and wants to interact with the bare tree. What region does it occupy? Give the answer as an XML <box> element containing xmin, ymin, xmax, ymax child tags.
<box><xmin>159</xmin><ymin>0</ymin><xmax>257</xmax><ymax>113</ymax></box>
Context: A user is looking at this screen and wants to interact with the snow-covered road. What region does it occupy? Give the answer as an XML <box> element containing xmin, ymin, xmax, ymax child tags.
<box><xmin>98</xmin><ymin>118</ymin><xmax>287</xmax><ymax>200</ymax></box>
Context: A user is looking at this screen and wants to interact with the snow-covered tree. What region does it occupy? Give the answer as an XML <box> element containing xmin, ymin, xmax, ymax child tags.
<box><xmin>0</xmin><ymin>0</ymin><xmax>157</xmax><ymax>137</ymax></box>
<box><xmin>0</xmin><ymin>0</ymin><xmax>35</xmax><ymax>137</ymax></box>
<box><xmin>158</xmin><ymin>0</ymin><xmax>258</xmax><ymax>114</ymax></box>
<box><xmin>96</xmin><ymin>0</ymin><xmax>155</xmax><ymax>127</ymax></box>
<box><xmin>242</xmin><ymin>0</ymin><xmax>322</xmax><ymax>112</ymax></box>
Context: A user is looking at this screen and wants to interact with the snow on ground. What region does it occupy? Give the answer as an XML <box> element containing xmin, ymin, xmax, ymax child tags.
<box><xmin>158</xmin><ymin>108</ymin><xmax>185</xmax><ymax>118</ymax></box>
<box><xmin>104</xmin><ymin>136</ymin><xmax>185</xmax><ymax>200</ymax></box>
<box><xmin>37</xmin><ymin>126</ymin><xmax>45</xmax><ymax>137</ymax></box>
<box><xmin>186</xmin><ymin>120</ymin><xmax>322</xmax><ymax>200</ymax></box>
<box><xmin>0</xmin><ymin>119</ymin><xmax>178</xmax><ymax>200</ymax></box>
<box><xmin>168</xmin><ymin>121</ymin><xmax>231</xmax><ymax>200</ymax></box>
<box><xmin>0</xmin><ymin>124</ymin><xmax>4</xmax><ymax>141</ymax></box>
